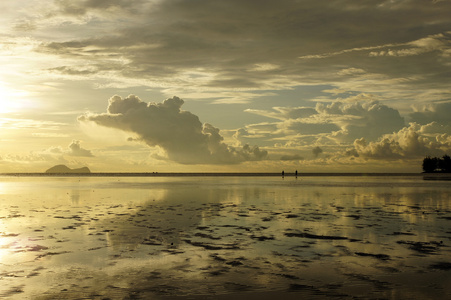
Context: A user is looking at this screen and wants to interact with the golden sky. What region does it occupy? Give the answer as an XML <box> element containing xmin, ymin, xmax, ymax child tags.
<box><xmin>1</xmin><ymin>0</ymin><xmax>450</xmax><ymax>172</ymax></box>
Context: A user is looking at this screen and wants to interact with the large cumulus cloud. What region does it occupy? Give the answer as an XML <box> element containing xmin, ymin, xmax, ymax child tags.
<box><xmin>78</xmin><ymin>95</ymin><xmax>267</xmax><ymax>164</ymax></box>
<box><xmin>240</xmin><ymin>96</ymin><xmax>451</xmax><ymax>165</ymax></box>
<box><xmin>350</xmin><ymin>123</ymin><xmax>451</xmax><ymax>159</ymax></box>
<box><xmin>315</xmin><ymin>99</ymin><xmax>405</xmax><ymax>142</ymax></box>
<box><xmin>244</xmin><ymin>97</ymin><xmax>405</xmax><ymax>146</ymax></box>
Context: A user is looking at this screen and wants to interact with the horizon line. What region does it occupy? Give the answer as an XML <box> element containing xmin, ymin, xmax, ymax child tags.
<box><xmin>0</xmin><ymin>172</ymin><xmax>422</xmax><ymax>177</ymax></box>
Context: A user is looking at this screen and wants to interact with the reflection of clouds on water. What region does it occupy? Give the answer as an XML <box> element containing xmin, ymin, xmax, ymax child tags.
<box><xmin>102</xmin><ymin>186</ymin><xmax>233</xmax><ymax>249</ymax></box>
<box><xmin>0</xmin><ymin>177</ymin><xmax>451</xmax><ymax>299</ymax></box>
<box><xmin>347</xmin><ymin>187</ymin><xmax>451</xmax><ymax>228</ymax></box>
<box><xmin>69</xmin><ymin>189</ymin><xmax>80</xmax><ymax>204</ymax></box>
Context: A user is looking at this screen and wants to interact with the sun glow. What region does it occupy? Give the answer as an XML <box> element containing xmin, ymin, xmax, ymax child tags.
<box><xmin>0</xmin><ymin>81</ymin><xmax>29</xmax><ymax>114</ymax></box>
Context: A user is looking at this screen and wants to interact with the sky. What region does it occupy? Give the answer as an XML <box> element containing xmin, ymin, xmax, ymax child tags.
<box><xmin>0</xmin><ymin>0</ymin><xmax>450</xmax><ymax>173</ymax></box>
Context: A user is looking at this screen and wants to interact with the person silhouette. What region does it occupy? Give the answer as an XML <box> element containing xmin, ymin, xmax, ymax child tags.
<box><xmin>282</xmin><ymin>170</ymin><xmax>285</xmax><ymax>177</ymax></box>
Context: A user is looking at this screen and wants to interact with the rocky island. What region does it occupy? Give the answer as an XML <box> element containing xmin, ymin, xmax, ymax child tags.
<box><xmin>45</xmin><ymin>165</ymin><xmax>91</xmax><ymax>174</ymax></box>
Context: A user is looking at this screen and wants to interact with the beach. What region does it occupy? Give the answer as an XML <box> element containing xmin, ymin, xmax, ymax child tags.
<box><xmin>0</xmin><ymin>175</ymin><xmax>450</xmax><ymax>299</ymax></box>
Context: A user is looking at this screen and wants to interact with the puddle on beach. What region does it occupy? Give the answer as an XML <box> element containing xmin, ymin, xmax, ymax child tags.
<box><xmin>0</xmin><ymin>176</ymin><xmax>450</xmax><ymax>299</ymax></box>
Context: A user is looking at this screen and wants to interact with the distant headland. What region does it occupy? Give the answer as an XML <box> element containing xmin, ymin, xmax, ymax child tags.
<box><xmin>45</xmin><ymin>165</ymin><xmax>91</xmax><ymax>174</ymax></box>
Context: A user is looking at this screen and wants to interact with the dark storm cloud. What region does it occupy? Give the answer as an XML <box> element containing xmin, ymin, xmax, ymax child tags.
<box><xmin>78</xmin><ymin>95</ymin><xmax>267</xmax><ymax>164</ymax></box>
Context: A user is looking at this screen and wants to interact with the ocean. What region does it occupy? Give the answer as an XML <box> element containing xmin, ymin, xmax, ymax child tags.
<box><xmin>0</xmin><ymin>175</ymin><xmax>450</xmax><ymax>299</ymax></box>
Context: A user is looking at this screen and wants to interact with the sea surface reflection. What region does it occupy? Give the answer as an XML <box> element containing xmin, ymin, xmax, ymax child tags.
<box><xmin>0</xmin><ymin>176</ymin><xmax>450</xmax><ymax>299</ymax></box>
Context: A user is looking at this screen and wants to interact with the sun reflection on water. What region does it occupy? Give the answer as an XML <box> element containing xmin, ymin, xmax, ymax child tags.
<box><xmin>0</xmin><ymin>243</ymin><xmax>6</xmax><ymax>264</ymax></box>
<box><xmin>0</xmin><ymin>228</ymin><xmax>13</xmax><ymax>265</ymax></box>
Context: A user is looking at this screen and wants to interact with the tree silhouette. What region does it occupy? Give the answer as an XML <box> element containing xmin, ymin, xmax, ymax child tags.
<box><xmin>422</xmin><ymin>155</ymin><xmax>451</xmax><ymax>173</ymax></box>
<box><xmin>422</xmin><ymin>157</ymin><xmax>437</xmax><ymax>173</ymax></box>
<box><xmin>439</xmin><ymin>155</ymin><xmax>451</xmax><ymax>172</ymax></box>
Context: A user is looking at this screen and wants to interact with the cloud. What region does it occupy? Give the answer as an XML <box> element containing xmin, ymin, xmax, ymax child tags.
<box><xmin>248</xmin><ymin>63</ymin><xmax>280</xmax><ymax>72</ymax></box>
<box><xmin>3</xmin><ymin>0</ymin><xmax>451</xmax><ymax>173</ymax></box>
<box><xmin>49</xmin><ymin>66</ymin><xmax>100</xmax><ymax>76</ymax></box>
<box><xmin>53</xmin><ymin>0</ymin><xmax>148</xmax><ymax>16</ymax></box>
<box><xmin>302</xmin><ymin>32</ymin><xmax>451</xmax><ymax>60</ymax></box>
<box><xmin>299</xmin><ymin>43</ymin><xmax>405</xmax><ymax>59</ymax></box>
<box><xmin>46</xmin><ymin>146</ymin><xmax>64</xmax><ymax>154</ymax></box>
<box><xmin>40</xmin><ymin>140</ymin><xmax>94</xmax><ymax>157</ymax></box>
<box><xmin>36</xmin><ymin>0</ymin><xmax>451</xmax><ymax>93</ymax></box>
<box><xmin>418</xmin><ymin>121</ymin><xmax>451</xmax><ymax>134</ymax></box>
<box><xmin>369</xmin><ymin>33</ymin><xmax>450</xmax><ymax>57</ymax></box>
<box><xmin>315</xmin><ymin>98</ymin><xmax>405</xmax><ymax>142</ymax></box>
<box><xmin>351</xmin><ymin>123</ymin><xmax>451</xmax><ymax>159</ymax></box>
<box><xmin>78</xmin><ymin>95</ymin><xmax>267</xmax><ymax>164</ymax></box>
<box><xmin>68</xmin><ymin>140</ymin><xmax>94</xmax><ymax>157</ymax></box>
<box><xmin>337</xmin><ymin>68</ymin><xmax>367</xmax><ymax>76</ymax></box>
<box><xmin>244</xmin><ymin>96</ymin><xmax>405</xmax><ymax>145</ymax></box>
<box><xmin>410</xmin><ymin>102</ymin><xmax>451</xmax><ymax>126</ymax></box>
<box><xmin>0</xmin><ymin>117</ymin><xmax>66</xmax><ymax>130</ymax></box>
<box><xmin>240</xmin><ymin>144</ymin><xmax>268</xmax><ymax>161</ymax></box>
<box><xmin>280</xmin><ymin>154</ymin><xmax>304</xmax><ymax>161</ymax></box>
<box><xmin>312</xmin><ymin>146</ymin><xmax>323</xmax><ymax>158</ymax></box>
<box><xmin>13</xmin><ymin>0</ymin><xmax>445</xmax><ymax>119</ymax></box>
<box><xmin>2</xmin><ymin>152</ymin><xmax>67</xmax><ymax>164</ymax></box>
<box><xmin>31</xmin><ymin>133</ymin><xmax>70</xmax><ymax>138</ymax></box>
<box><xmin>283</xmin><ymin>119</ymin><xmax>340</xmax><ymax>136</ymax></box>
<box><xmin>245</xmin><ymin>107</ymin><xmax>318</xmax><ymax>120</ymax></box>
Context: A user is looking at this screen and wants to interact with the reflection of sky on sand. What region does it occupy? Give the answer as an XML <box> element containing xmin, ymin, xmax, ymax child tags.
<box><xmin>0</xmin><ymin>176</ymin><xmax>450</xmax><ymax>299</ymax></box>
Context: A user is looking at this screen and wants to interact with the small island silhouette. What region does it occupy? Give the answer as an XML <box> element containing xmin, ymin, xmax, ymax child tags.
<box><xmin>422</xmin><ymin>155</ymin><xmax>451</xmax><ymax>180</ymax></box>
<box><xmin>422</xmin><ymin>155</ymin><xmax>450</xmax><ymax>173</ymax></box>
<box><xmin>45</xmin><ymin>164</ymin><xmax>91</xmax><ymax>174</ymax></box>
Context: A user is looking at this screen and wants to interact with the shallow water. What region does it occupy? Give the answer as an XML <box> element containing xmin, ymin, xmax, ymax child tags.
<box><xmin>0</xmin><ymin>176</ymin><xmax>450</xmax><ymax>299</ymax></box>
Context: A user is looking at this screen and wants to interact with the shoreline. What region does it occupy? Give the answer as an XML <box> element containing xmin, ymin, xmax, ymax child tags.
<box><xmin>422</xmin><ymin>172</ymin><xmax>451</xmax><ymax>180</ymax></box>
<box><xmin>0</xmin><ymin>172</ymin><xmax>422</xmax><ymax>177</ymax></box>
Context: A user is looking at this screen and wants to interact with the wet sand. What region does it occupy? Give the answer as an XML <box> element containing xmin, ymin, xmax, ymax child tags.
<box><xmin>0</xmin><ymin>176</ymin><xmax>450</xmax><ymax>299</ymax></box>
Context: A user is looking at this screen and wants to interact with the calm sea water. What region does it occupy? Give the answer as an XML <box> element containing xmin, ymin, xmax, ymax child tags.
<box><xmin>0</xmin><ymin>176</ymin><xmax>450</xmax><ymax>299</ymax></box>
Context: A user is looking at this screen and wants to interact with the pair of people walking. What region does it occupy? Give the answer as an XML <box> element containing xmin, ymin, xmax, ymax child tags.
<box><xmin>281</xmin><ymin>170</ymin><xmax>298</xmax><ymax>177</ymax></box>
